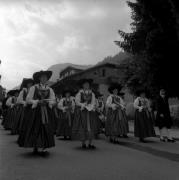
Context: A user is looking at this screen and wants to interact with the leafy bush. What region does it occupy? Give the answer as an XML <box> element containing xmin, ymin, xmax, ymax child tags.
<box><xmin>170</xmin><ymin>105</ymin><xmax>179</xmax><ymax>127</ymax></box>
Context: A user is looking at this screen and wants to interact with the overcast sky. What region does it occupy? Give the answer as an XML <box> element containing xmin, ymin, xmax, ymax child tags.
<box><xmin>0</xmin><ymin>0</ymin><xmax>132</xmax><ymax>90</ymax></box>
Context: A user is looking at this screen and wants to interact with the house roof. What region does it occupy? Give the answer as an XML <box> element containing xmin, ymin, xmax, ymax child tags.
<box><xmin>60</xmin><ymin>65</ymin><xmax>90</xmax><ymax>77</ymax></box>
<box><xmin>51</xmin><ymin>63</ymin><xmax>121</xmax><ymax>88</ymax></box>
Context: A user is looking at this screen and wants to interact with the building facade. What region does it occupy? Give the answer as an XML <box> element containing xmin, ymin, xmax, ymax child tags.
<box><xmin>51</xmin><ymin>63</ymin><xmax>133</xmax><ymax>102</ymax></box>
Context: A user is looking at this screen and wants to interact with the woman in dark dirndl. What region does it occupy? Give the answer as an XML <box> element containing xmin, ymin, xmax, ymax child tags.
<box><xmin>134</xmin><ymin>90</ymin><xmax>156</xmax><ymax>143</ymax></box>
<box><xmin>105</xmin><ymin>83</ymin><xmax>129</xmax><ymax>143</ymax></box>
<box><xmin>3</xmin><ymin>90</ymin><xmax>19</xmax><ymax>131</ymax></box>
<box><xmin>95</xmin><ymin>92</ymin><xmax>105</xmax><ymax>134</ymax></box>
<box><xmin>18</xmin><ymin>70</ymin><xmax>56</xmax><ymax>155</ymax></box>
<box><xmin>1</xmin><ymin>92</ymin><xmax>11</xmax><ymax>126</ymax></box>
<box><xmin>72</xmin><ymin>79</ymin><xmax>97</xmax><ymax>149</ymax></box>
<box><xmin>11</xmin><ymin>78</ymin><xmax>34</xmax><ymax>135</ymax></box>
<box><xmin>56</xmin><ymin>89</ymin><xmax>75</xmax><ymax>140</ymax></box>
<box><xmin>156</xmin><ymin>88</ymin><xmax>175</xmax><ymax>142</ymax></box>
<box><xmin>50</xmin><ymin>94</ymin><xmax>62</xmax><ymax>134</ymax></box>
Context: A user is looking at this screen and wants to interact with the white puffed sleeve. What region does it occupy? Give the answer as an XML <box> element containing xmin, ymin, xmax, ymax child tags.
<box><xmin>106</xmin><ymin>95</ymin><xmax>116</xmax><ymax>109</ymax></box>
<box><xmin>91</xmin><ymin>92</ymin><xmax>96</xmax><ymax>107</ymax></box>
<box><xmin>145</xmin><ymin>98</ymin><xmax>150</xmax><ymax>109</ymax></box>
<box><xmin>75</xmin><ymin>91</ymin><xmax>85</xmax><ymax>107</ymax></box>
<box><xmin>48</xmin><ymin>88</ymin><xmax>56</xmax><ymax>108</ymax></box>
<box><xmin>26</xmin><ymin>86</ymin><xmax>39</xmax><ymax>108</ymax></box>
<box><xmin>17</xmin><ymin>89</ymin><xmax>26</xmax><ymax>105</ymax></box>
<box><xmin>57</xmin><ymin>98</ymin><xmax>65</xmax><ymax>111</ymax></box>
<box><xmin>86</xmin><ymin>92</ymin><xmax>96</xmax><ymax>111</ymax></box>
<box><xmin>6</xmin><ymin>97</ymin><xmax>13</xmax><ymax>107</ymax></box>
<box><xmin>134</xmin><ymin>97</ymin><xmax>140</xmax><ymax>110</ymax></box>
<box><xmin>71</xmin><ymin>97</ymin><xmax>75</xmax><ymax>111</ymax></box>
<box><xmin>119</xmin><ymin>97</ymin><xmax>126</xmax><ymax>109</ymax></box>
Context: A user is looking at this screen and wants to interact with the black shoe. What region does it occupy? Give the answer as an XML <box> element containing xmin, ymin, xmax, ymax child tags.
<box><xmin>139</xmin><ymin>138</ymin><xmax>147</xmax><ymax>143</ymax></box>
<box><xmin>160</xmin><ymin>138</ymin><xmax>166</xmax><ymax>142</ymax></box>
<box><xmin>82</xmin><ymin>144</ymin><xmax>87</xmax><ymax>149</ymax></box>
<box><xmin>32</xmin><ymin>148</ymin><xmax>39</xmax><ymax>155</ymax></box>
<box><xmin>40</xmin><ymin>149</ymin><xmax>49</xmax><ymax>156</ymax></box>
<box><xmin>109</xmin><ymin>138</ymin><xmax>114</xmax><ymax>143</ymax></box>
<box><xmin>167</xmin><ymin>138</ymin><xmax>175</xmax><ymax>143</ymax></box>
<box><xmin>88</xmin><ymin>144</ymin><xmax>96</xmax><ymax>149</ymax></box>
<box><xmin>123</xmin><ymin>135</ymin><xmax>129</xmax><ymax>138</ymax></box>
<box><xmin>113</xmin><ymin>139</ymin><xmax>118</xmax><ymax>144</ymax></box>
<box><xmin>68</xmin><ymin>136</ymin><xmax>72</xmax><ymax>140</ymax></box>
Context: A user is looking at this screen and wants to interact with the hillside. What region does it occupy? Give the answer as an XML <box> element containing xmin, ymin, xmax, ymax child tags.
<box><xmin>11</xmin><ymin>52</ymin><xmax>129</xmax><ymax>90</ymax></box>
<box><xmin>97</xmin><ymin>52</ymin><xmax>130</xmax><ymax>65</ymax></box>
<box><xmin>47</xmin><ymin>63</ymin><xmax>92</xmax><ymax>82</ymax></box>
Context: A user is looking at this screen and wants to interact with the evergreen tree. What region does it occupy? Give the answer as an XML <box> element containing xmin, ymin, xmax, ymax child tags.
<box><xmin>116</xmin><ymin>0</ymin><xmax>179</xmax><ymax>97</ymax></box>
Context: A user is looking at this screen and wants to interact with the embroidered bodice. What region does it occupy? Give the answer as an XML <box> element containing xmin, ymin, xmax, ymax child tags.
<box><xmin>33</xmin><ymin>85</ymin><xmax>50</xmax><ymax>100</ymax></box>
<box><xmin>80</xmin><ymin>90</ymin><xmax>92</xmax><ymax>104</ymax></box>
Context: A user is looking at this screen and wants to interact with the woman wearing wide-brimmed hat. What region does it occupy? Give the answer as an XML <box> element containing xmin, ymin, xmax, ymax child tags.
<box><xmin>12</xmin><ymin>78</ymin><xmax>34</xmax><ymax>135</ymax></box>
<box><xmin>3</xmin><ymin>89</ymin><xmax>19</xmax><ymax>131</ymax></box>
<box><xmin>105</xmin><ymin>83</ymin><xmax>129</xmax><ymax>143</ymax></box>
<box><xmin>95</xmin><ymin>92</ymin><xmax>105</xmax><ymax>135</ymax></box>
<box><xmin>134</xmin><ymin>89</ymin><xmax>156</xmax><ymax>143</ymax></box>
<box><xmin>1</xmin><ymin>92</ymin><xmax>11</xmax><ymax>126</ymax></box>
<box><xmin>72</xmin><ymin>78</ymin><xmax>98</xmax><ymax>149</ymax></box>
<box><xmin>56</xmin><ymin>88</ymin><xmax>75</xmax><ymax>140</ymax></box>
<box><xmin>18</xmin><ymin>70</ymin><xmax>56</xmax><ymax>155</ymax></box>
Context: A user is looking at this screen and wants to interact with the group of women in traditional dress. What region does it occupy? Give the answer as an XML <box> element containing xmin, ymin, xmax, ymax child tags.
<box><xmin>1</xmin><ymin>69</ymin><xmax>175</xmax><ymax>156</ymax></box>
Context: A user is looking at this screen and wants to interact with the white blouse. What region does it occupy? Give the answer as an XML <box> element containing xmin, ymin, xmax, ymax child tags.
<box><xmin>134</xmin><ymin>97</ymin><xmax>150</xmax><ymax>111</ymax></box>
<box><xmin>17</xmin><ymin>88</ymin><xmax>27</xmax><ymax>105</ymax></box>
<box><xmin>96</xmin><ymin>99</ymin><xmax>105</xmax><ymax>112</ymax></box>
<box><xmin>106</xmin><ymin>94</ymin><xmax>125</xmax><ymax>110</ymax></box>
<box><xmin>26</xmin><ymin>84</ymin><xmax>55</xmax><ymax>109</ymax></box>
<box><xmin>75</xmin><ymin>89</ymin><xmax>96</xmax><ymax>111</ymax></box>
<box><xmin>6</xmin><ymin>97</ymin><xmax>15</xmax><ymax>107</ymax></box>
<box><xmin>58</xmin><ymin>97</ymin><xmax>75</xmax><ymax>112</ymax></box>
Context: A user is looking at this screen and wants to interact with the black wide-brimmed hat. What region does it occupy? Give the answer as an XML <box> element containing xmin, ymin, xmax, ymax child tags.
<box><xmin>62</xmin><ymin>88</ymin><xmax>74</xmax><ymax>97</ymax></box>
<box><xmin>20</xmin><ymin>78</ymin><xmax>34</xmax><ymax>89</ymax></box>
<box><xmin>95</xmin><ymin>91</ymin><xmax>103</xmax><ymax>98</ymax></box>
<box><xmin>118</xmin><ymin>92</ymin><xmax>125</xmax><ymax>96</ymax></box>
<box><xmin>108</xmin><ymin>83</ymin><xmax>122</xmax><ymax>94</ymax></box>
<box><xmin>33</xmin><ymin>70</ymin><xmax>52</xmax><ymax>83</ymax></box>
<box><xmin>135</xmin><ymin>88</ymin><xmax>147</xmax><ymax>96</ymax></box>
<box><xmin>8</xmin><ymin>89</ymin><xmax>19</xmax><ymax>96</ymax></box>
<box><xmin>78</xmin><ymin>78</ymin><xmax>93</xmax><ymax>87</ymax></box>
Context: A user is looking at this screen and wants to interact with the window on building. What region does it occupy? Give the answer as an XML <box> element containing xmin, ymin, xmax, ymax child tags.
<box><xmin>102</xmin><ymin>69</ymin><xmax>106</xmax><ymax>77</ymax></box>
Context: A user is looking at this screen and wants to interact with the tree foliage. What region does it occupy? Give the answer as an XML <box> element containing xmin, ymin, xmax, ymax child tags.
<box><xmin>116</xmin><ymin>0</ymin><xmax>179</xmax><ymax>97</ymax></box>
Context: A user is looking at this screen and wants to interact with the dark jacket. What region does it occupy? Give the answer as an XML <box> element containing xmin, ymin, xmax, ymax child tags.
<box><xmin>156</xmin><ymin>96</ymin><xmax>172</xmax><ymax>128</ymax></box>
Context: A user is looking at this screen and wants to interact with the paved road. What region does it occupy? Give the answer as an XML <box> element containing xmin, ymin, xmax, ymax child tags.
<box><xmin>0</xmin><ymin>125</ymin><xmax>179</xmax><ymax>180</ymax></box>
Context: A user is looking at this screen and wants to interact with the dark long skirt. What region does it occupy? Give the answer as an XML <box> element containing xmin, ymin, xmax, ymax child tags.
<box><xmin>11</xmin><ymin>105</ymin><xmax>24</xmax><ymax>135</ymax></box>
<box><xmin>3</xmin><ymin>107</ymin><xmax>17</xmax><ymax>130</ymax></box>
<box><xmin>1</xmin><ymin>109</ymin><xmax>8</xmax><ymax>126</ymax></box>
<box><xmin>105</xmin><ymin>108</ymin><xmax>129</xmax><ymax>137</ymax></box>
<box><xmin>134</xmin><ymin>110</ymin><xmax>156</xmax><ymax>138</ymax></box>
<box><xmin>72</xmin><ymin>107</ymin><xmax>98</xmax><ymax>141</ymax></box>
<box><xmin>56</xmin><ymin>111</ymin><xmax>73</xmax><ymax>137</ymax></box>
<box><xmin>50</xmin><ymin>106</ymin><xmax>59</xmax><ymax>134</ymax></box>
<box><xmin>18</xmin><ymin>106</ymin><xmax>32</xmax><ymax>146</ymax></box>
<box><xmin>18</xmin><ymin>105</ymin><xmax>55</xmax><ymax>149</ymax></box>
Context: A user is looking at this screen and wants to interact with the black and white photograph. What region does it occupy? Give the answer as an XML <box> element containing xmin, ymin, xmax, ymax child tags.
<box><xmin>0</xmin><ymin>0</ymin><xmax>179</xmax><ymax>179</ymax></box>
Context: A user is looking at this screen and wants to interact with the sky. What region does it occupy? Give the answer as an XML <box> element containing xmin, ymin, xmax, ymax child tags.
<box><xmin>0</xmin><ymin>0</ymin><xmax>132</xmax><ymax>90</ymax></box>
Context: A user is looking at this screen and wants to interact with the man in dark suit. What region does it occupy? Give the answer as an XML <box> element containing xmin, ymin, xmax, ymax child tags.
<box><xmin>156</xmin><ymin>88</ymin><xmax>175</xmax><ymax>142</ymax></box>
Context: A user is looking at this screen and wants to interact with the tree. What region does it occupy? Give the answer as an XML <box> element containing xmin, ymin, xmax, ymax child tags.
<box><xmin>116</xmin><ymin>0</ymin><xmax>179</xmax><ymax>97</ymax></box>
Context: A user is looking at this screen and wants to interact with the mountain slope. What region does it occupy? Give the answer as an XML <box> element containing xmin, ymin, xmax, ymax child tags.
<box><xmin>47</xmin><ymin>63</ymin><xmax>92</xmax><ymax>82</ymax></box>
<box><xmin>97</xmin><ymin>52</ymin><xmax>130</xmax><ymax>65</ymax></box>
